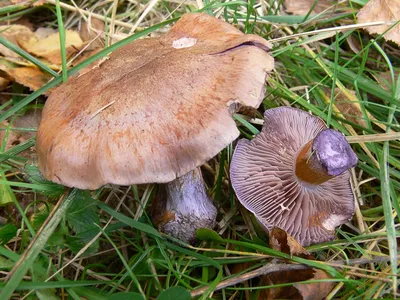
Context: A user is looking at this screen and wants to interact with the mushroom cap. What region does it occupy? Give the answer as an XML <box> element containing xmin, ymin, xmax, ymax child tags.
<box><xmin>37</xmin><ymin>13</ymin><xmax>274</xmax><ymax>189</ymax></box>
<box><xmin>230</xmin><ymin>107</ymin><xmax>355</xmax><ymax>246</ymax></box>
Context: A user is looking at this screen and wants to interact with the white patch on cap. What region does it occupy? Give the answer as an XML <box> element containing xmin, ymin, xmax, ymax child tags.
<box><xmin>322</xmin><ymin>214</ymin><xmax>344</xmax><ymax>231</ymax></box>
<box><xmin>172</xmin><ymin>37</ymin><xmax>197</xmax><ymax>49</ymax></box>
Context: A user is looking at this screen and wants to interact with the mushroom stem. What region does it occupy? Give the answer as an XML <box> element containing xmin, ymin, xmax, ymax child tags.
<box><xmin>295</xmin><ymin>129</ymin><xmax>358</xmax><ymax>185</ymax></box>
<box><xmin>152</xmin><ymin>167</ymin><xmax>217</xmax><ymax>244</ymax></box>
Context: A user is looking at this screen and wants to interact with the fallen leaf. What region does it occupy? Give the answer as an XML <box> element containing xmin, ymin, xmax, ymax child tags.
<box><xmin>284</xmin><ymin>0</ymin><xmax>335</xmax><ymax>15</ymax></box>
<box><xmin>17</xmin><ymin>29</ymin><xmax>83</xmax><ymax>64</ymax></box>
<box><xmin>0</xmin><ymin>77</ymin><xmax>9</xmax><ymax>91</ymax></box>
<box><xmin>373</xmin><ymin>69</ymin><xmax>399</xmax><ymax>92</ymax></box>
<box><xmin>79</xmin><ymin>18</ymin><xmax>105</xmax><ymax>50</ymax></box>
<box><xmin>34</xmin><ymin>27</ymin><xmax>57</xmax><ymax>39</ymax></box>
<box><xmin>269</xmin><ymin>227</ymin><xmax>313</xmax><ymax>259</ymax></box>
<box><xmin>346</xmin><ymin>34</ymin><xmax>362</xmax><ymax>54</ymax></box>
<box><xmin>0</xmin><ymin>58</ymin><xmax>52</xmax><ymax>91</ymax></box>
<box><xmin>294</xmin><ymin>269</ymin><xmax>335</xmax><ymax>300</ymax></box>
<box><xmin>0</xmin><ymin>24</ymin><xmax>35</xmax><ymax>58</ymax></box>
<box><xmin>258</xmin><ymin>227</ymin><xmax>334</xmax><ymax>300</ymax></box>
<box><xmin>332</xmin><ymin>88</ymin><xmax>367</xmax><ymax>128</ymax></box>
<box><xmin>357</xmin><ymin>0</ymin><xmax>400</xmax><ymax>46</ymax></box>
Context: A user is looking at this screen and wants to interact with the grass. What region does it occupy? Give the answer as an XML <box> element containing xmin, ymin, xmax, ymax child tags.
<box><xmin>0</xmin><ymin>0</ymin><xmax>399</xmax><ymax>299</ymax></box>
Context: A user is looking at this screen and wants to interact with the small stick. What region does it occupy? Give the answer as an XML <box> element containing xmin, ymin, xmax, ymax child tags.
<box><xmin>90</xmin><ymin>100</ymin><xmax>115</xmax><ymax>119</ymax></box>
<box><xmin>190</xmin><ymin>256</ymin><xmax>398</xmax><ymax>297</ymax></box>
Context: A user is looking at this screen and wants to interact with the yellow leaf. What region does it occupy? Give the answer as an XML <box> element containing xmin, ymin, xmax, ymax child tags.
<box><xmin>18</xmin><ymin>30</ymin><xmax>83</xmax><ymax>64</ymax></box>
<box><xmin>0</xmin><ymin>25</ymin><xmax>35</xmax><ymax>58</ymax></box>
<box><xmin>0</xmin><ymin>58</ymin><xmax>52</xmax><ymax>91</ymax></box>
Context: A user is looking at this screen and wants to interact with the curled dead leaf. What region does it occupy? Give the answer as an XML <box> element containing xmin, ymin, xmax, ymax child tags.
<box><xmin>269</xmin><ymin>227</ymin><xmax>313</xmax><ymax>259</ymax></box>
<box><xmin>357</xmin><ymin>0</ymin><xmax>400</xmax><ymax>46</ymax></box>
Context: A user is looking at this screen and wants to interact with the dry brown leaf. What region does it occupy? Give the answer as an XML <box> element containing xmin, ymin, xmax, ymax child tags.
<box><xmin>269</xmin><ymin>227</ymin><xmax>313</xmax><ymax>259</ymax></box>
<box><xmin>17</xmin><ymin>29</ymin><xmax>83</xmax><ymax>64</ymax></box>
<box><xmin>79</xmin><ymin>18</ymin><xmax>105</xmax><ymax>50</ymax></box>
<box><xmin>333</xmin><ymin>88</ymin><xmax>367</xmax><ymax>128</ymax></box>
<box><xmin>284</xmin><ymin>0</ymin><xmax>334</xmax><ymax>15</ymax></box>
<box><xmin>373</xmin><ymin>69</ymin><xmax>399</xmax><ymax>92</ymax></box>
<box><xmin>258</xmin><ymin>227</ymin><xmax>334</xmax><ymax>300</ymax></box>
<box><xmin>294</xmin><ymin>269</ymin><xmax>335</xmax><ymax>300</ymax></box>
<box><xmin>0</xmin><ymin>58</ymin><xmax>51</xmax><ymax>91</ymax></box>
<box><xmin>259</xmin><ymin>268</ymin><xmax>315</xmax><ymax>299</ymax></box>
<box><xmin>0</xmin><ymin>25</ymin><xmax>35</xmax><ymax>58</ymax></box>
<box><xmin>357</xmin><ymin>0</ymin><xmax>400</xmax><ymax>46</ymax></box>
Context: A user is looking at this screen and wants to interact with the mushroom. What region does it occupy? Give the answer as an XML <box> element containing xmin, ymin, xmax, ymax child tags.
<box><xmin>152</xmin><ymin>167</ymin><xmax>217</xmax><ymax>244</ymax></box>
<box><xmin>230</xmin><ymin>107</ymin><xmax>358</xmax><ymax>246</ymax></box>
<box><xmin>36</xmin><ymin>13</ymin><xmax>274</xmax><ymax>241</ymax></box>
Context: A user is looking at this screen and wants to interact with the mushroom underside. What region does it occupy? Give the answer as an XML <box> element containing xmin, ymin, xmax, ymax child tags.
<box><xmin>230</xmin><ymin>107</ymin><xmax>356</xmax><ymax>246</ymax></box>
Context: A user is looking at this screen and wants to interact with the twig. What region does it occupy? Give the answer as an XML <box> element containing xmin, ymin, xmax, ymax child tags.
<box><xmin>190</xmin><ymin>256</ymin><xmax>399</xmax><ymax>297</ymax></box>
<box><xmin>269</xmin><ymin>21</ymin><xmax>397</xmax><ymax>43</ymax></box>
<box><xmin>191</xmin><ymin>263</ymin><xmax>308</xmax><ymax>297</ymax></box>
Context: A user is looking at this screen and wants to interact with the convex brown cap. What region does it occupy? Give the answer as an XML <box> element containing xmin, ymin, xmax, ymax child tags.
<box><xmin>37</xmin><ymin>13</ymin><xmax>274</xmax><ymax>189</ymax></box>
<box><xmin>230</xmin><ymin>107</ymin><xmax>357</xmax><ymax>246</ymax></box>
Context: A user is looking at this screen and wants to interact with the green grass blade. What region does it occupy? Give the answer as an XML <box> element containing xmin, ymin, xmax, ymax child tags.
<box><xmin>0</xmin><ymin>189</ymin><xmax>77</xmax><ymax>299</ymax></box>
<box><xmin>55</xmin><ymin>0</ymin><xmax>67</xmax><ymax>82</ymax></box>
<box><xmin>0</xmin><ymin>36</ymin><xmax>59</xmax><ymax>78</ymax></box>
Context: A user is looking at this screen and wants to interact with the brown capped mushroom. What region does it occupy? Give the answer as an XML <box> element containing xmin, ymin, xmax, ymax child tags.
<box><xmin>152</xmin><ymin>167</ymin><xmax>217</xmax><ymax>244</ymax></box>
<box><xmin>36</xmin><ymin>13</ymin><xmax>274</xmax><ymax>242</ymax></box>
<box><xmin>37</xmin><ymin>13</ymin><xmax>274</xmax><ymax>190</ymax></box>
<box><xmin>230</xmin><ymin>107</ymin><xmax>357</xmax><ymax>246</ymax></box>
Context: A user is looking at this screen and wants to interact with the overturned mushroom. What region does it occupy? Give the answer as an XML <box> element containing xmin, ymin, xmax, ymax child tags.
<box><xmin>152</xmin><ymin>167</ymin><xmax>217</xmax><ymax>243</ymax></box>
<box><xmin>36</xmin><ymin>13</ymin><xmax>274</xmax><ymax>241</ymax></box>
<box><xmin>230</xmin><ymin>107</ymin><xmax>357</xmax><ymax>246</ymax></box>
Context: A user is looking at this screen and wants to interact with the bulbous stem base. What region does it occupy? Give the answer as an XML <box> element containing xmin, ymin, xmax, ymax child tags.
<box><xmin>295</xmin><ymin>129</ymin><xmax>358</xmax><ymax>185</ymax></box>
